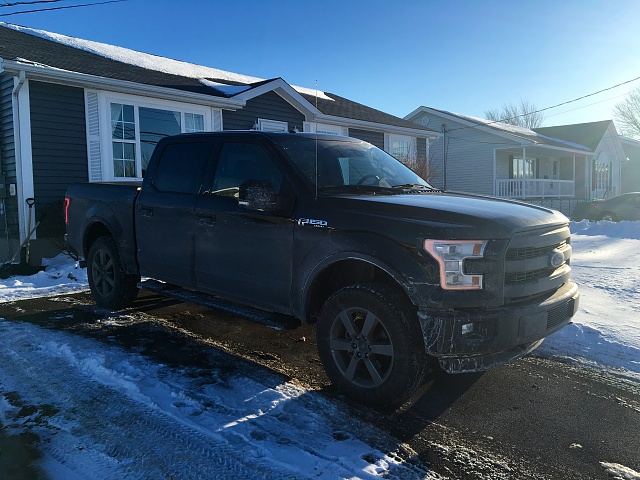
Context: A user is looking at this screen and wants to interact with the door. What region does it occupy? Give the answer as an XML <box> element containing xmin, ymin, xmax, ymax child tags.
<box><xmin>194</xmin><ymin>141</ymin><xmax>295</xmax><ymax>312</ymax></box>
<box><xmin>135</xmin><ymin>140</ymin><xmax>213</xmax><ymax>287</ymax></box>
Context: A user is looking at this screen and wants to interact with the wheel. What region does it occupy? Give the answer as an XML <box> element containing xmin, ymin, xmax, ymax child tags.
<box><xmin>600</xmin><ymin>211</ymin><xmax>618</xmax><ymax>222</ymax></box>
<box><xmin>316</xmin><ymin>283</ymin><xmax>427</xmax><ymax>408</ymax></box>
<box><xmin>87</xmin><ymin>236</ymin><xmax>139</xmax><ymax>309</ymax></box>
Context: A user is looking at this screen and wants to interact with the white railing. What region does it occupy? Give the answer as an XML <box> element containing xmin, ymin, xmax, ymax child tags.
<box><xmin>495</xmin><ymin>179</ymin><xmax>575</xmax><ymax>198</ymax></box>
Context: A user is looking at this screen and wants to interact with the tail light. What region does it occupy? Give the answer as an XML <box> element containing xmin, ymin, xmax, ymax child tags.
<box><xmin>64</xmin><ymin>197</ymin><xmax>71</xmax><ymax>225</ymax></box>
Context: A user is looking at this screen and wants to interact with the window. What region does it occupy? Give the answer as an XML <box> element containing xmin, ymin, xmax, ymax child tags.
<box><xmin>109</xmin><ymin>102</ymin><xmax>206</xmax><ymax>179</ymax></box>
<box><xmin>152</xmin><ymin>142</ymin><xmax>212</xmax><ymax>194</ymax></box>
<box><xmin>258</xmin><ymin>118</ymin><xmax>288</xmax><ymax>132</ymax></box>
<box><xmin>303</xmin><ymin>122</ymin><xmax>346</xmax><ymax>136</ymax></box>
<box><xmin>211</xmin><ymin>143</ymin><xmax>284</xmax><ymax>198</ymax></box>
<box><xmin>387</xmin><ymin>134</ymin><xmax>416</xmax><ymax>162</ymax></box>
<box><xmin>510</xmin><ymin>156</ymin><xmax>537</xmax><ymax>179</ymax></box>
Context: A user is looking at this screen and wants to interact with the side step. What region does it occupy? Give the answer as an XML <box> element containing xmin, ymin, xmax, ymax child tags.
<box><xmin>138</xmin><ymin>279</ymin><xmax>301</xmax><ymax>330</ymax></box>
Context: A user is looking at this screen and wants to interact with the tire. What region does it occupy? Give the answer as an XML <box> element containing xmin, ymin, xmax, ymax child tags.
<box><xmin>316</xmin><ymin>283</ymin><xmax>427</xmax><ymax>408</ymax></box>
<box><xmin>87</xmin><ymin>236</ymin><xmax>139</xmax><ymax>309</ymax></box>
<box><xmin>600</xmin><ymin>212</ymin><xmax>618</xmax><ymax>222</ymax></box>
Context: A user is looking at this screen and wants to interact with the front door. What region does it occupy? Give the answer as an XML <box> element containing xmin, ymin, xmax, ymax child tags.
<box><xmin>194</xmin><ymin>141</ymin><xmax>295</xmax><ymax>312</ymax></box>
<box><xmin>135</xmin><ymin>140</ymin><xmax>213</xmax><ymax>287</ymax></box>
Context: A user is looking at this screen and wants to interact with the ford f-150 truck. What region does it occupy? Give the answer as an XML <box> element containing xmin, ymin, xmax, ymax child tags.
<box><xmin>65</xmin><ymin>131</ymin><xmax>579</xmax><ymax>407</ymax></box>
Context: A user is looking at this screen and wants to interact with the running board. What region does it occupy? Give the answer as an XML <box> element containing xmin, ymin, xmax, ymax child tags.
<box><xmin>138</xmin><ymin>279</ymin><xmax>301</xmax><ymax>330</ymax></box>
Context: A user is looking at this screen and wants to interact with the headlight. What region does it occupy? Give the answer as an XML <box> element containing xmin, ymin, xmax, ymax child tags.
<box><xmin>423</xmin><ymin>240</ymin><xmax>488</xmax><ymax>290</ymax></box>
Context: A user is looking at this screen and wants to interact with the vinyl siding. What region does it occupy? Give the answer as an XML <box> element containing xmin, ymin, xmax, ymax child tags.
<box><xmin>223</xmin><ymin>91</ymin><xmax>305</xmax><ymax>132</ymax></box>
<box><xmin>347</xmin><ymin>129</ymin><xmax>384</xmax><ymax>149</ymax></box>
<box><xmin>0</xmin><ymin>74</ymin><xmax>18</xmax><ymax>238</ymax></box>
<box><xmin>407</xmin><ymin>111</ymin><xmax>520</xmax><ymax>194</ymax></box>
<box><xmin>29</xmin><ymin>81</ymin><xmax>88</xmax><ymax>237</ymax></box>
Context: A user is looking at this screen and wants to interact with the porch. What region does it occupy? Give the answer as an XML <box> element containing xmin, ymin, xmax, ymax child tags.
<box><xmin>494</xmin><ymin>146</ymin><xmax>591</xmax><ymax>200</ymax></box>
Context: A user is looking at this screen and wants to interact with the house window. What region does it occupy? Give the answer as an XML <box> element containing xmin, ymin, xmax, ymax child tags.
<box><xmin>258</xmin><ymin>118</ymin><xmax>288</xmax><ymax>132</ymax></box>
<box><xmin>109</xmin><ymin>102</ymin><xmax>205</xmax><ymax>178</ymax></box>
<box><xmin>387</xmin><ymin>134</ymin><xmax>416</xmax><ymax>162</ymax></box>
<box><xmin>303</xmin><ymin>122</ymin><xmax>346</xmax><ymax>136</ymax></box>
<box><xmin>510</xmin><ymin>156</ymin><xmax>537</xmax><ymax>179</ymax></box>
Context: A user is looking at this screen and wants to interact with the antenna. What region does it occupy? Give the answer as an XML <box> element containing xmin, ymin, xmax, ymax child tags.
<box><xmin>315</xmin><ymin>80</ymin><xmax>319</xmax><ymax>201</ymax></box>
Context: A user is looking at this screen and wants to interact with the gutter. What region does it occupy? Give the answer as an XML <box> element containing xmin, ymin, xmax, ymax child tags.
<box><xmin>315</xmin><ymin>113</ymin><xmax>441</xmax><ymax>139</ymax></box>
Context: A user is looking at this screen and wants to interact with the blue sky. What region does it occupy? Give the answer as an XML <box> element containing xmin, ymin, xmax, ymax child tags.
<box><xmin>4</xmin><ymin>0</ymin><xmax>640</xmax><ymax>127</ymax></box>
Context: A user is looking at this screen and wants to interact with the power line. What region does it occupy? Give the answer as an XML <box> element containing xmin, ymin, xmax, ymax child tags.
<box><xmin>0</xmin><ymin>0</ymin><xmax>124</xmax><ymax>16</ymax></box>
<box><xmin>0</xmin><ymin>1</ymin><xmax>68</xmax><ymax>8</ymax></box>
<box><xmin>448</xmin><ymin>75</ymin><xmax>640</xmax><ymax>133</ymax></box>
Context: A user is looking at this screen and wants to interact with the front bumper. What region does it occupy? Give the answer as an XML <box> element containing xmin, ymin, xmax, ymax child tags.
<box><xmin>418</xmin><ymin>281</ymin><xmax>579</xmax><ymax>373</ymax></box>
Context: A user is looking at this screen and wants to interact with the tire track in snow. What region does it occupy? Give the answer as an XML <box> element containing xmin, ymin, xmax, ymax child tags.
<box><xmin>0</xmin><ymin>319</ymin><xmax>436</xmax><ymax>479</ymax></box>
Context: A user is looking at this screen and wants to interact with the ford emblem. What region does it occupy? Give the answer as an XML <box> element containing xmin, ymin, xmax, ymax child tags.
<box><xmin>550</xmin><ymin>251</ymin><xmax>565</xmax><ymax>268</ymax></box>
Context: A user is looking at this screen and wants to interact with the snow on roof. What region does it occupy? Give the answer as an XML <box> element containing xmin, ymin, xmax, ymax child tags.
<box><xmin>450</xmin><ymin>111</ymin><xmax>592</xmax><ymax>151</ymax></box>
<box><xmin>198</xmin><ymin>79</ymin><xmax>251</xmax><ymax>96</ymax></box>
<box><xmin>2</xmin><ymin>22</ymin><xmax>334</xmax><ymax>101</ymax></box>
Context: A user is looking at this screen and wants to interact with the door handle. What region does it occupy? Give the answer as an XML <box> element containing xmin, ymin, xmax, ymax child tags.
<box><xmin>138</xmin><ymin>206</ymin><xmax>153</xmax><ymax>218</ymax></box>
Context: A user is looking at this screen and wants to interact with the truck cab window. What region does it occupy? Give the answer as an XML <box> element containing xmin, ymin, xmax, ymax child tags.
<box><xmin>152</xmin><ymin>142</ymin><xmax>212</xmax><ymax>194</ymax></box>
<box><xmin>211</xmin><ymin>143</ymin><xmax>283</xmax><ymax>198</ymax></box>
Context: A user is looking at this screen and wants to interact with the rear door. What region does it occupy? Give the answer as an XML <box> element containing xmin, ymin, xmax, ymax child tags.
<box><xmin>194</xmin><ymin>140</ymin><xmax>295</xmax><ymax>312</ymax></box>
<box><xmin>135</xmin><ymin>140</ymin><xmax>214</xmax><ymax>287</ymax></box>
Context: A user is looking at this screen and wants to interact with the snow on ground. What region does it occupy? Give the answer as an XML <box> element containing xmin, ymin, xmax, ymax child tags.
<box><xmin>535</xmin><ymin>220</ymin><xmax>640</xmax><ymax>380</ymax></box>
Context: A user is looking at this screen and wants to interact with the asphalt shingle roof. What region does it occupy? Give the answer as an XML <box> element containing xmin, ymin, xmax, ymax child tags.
<box><xmin>534</xmin><ymin>120</ymin><xmax>613</xmax><ymax>151</ymax></box>
<box><xmin>0</xmin><ymin>24</ymin><xmax>435</xmax><ymax>134</ymax></box>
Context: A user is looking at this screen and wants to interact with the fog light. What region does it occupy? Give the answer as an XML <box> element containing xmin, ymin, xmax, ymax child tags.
<box><xmin>461</xmin><ymin>323</ymin><xmax>474</xmax><ymax>335</ymax></box>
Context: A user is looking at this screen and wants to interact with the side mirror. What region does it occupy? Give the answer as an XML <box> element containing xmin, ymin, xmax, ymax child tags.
<box><xmin>238</xmin><ymin>179</ymin><xmax>293</xmax><ymax>215</ymax></box>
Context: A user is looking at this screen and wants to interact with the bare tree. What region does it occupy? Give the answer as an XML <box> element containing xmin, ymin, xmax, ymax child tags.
<box><xmin>484</xmin><ymin>99</ymin><xmax>545</xmax><ymax>129</ymax></box>
<box><xmin>399</xmin><ymin>153</ymin><xmax>437</xmax><ymax>184</ymax></box>
<box><xmin>613</xmin><ymin>87</ymin><xmax>640</xmax><ymax>139</ymax></box>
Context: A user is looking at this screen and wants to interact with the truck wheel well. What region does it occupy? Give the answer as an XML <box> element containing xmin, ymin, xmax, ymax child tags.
<box><xmin>83</xmin><ymin>222</ymin><xmax>113</xmax><ymax>258</ymax></box>
<box><xmin>307</xmin><ymin>259</ymin><xmax>412</xmax><ymax>323</ymax></box>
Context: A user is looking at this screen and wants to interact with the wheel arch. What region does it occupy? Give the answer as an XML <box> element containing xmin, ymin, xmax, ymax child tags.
<box><xmin>303</xmin><ymin>254</ymin><xmax>418</xmax><ymax>324</ymax></box>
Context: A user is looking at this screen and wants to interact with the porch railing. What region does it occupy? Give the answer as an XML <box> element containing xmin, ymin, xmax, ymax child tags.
<box><xmin>495</xmin><ymin>179</ymin><xmax>575</xmax><ymax>198</ymax></box>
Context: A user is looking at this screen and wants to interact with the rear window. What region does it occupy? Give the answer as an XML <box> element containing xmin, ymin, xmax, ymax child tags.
<box><xmin>152</xmin><ymin>142</ymin><xmax>212</xmax><ymax>194</ymax></box>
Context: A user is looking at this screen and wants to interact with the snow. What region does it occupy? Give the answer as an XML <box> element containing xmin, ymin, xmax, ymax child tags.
<box><xmin>198</xmin><ymin>78</ymin><xmax>251</xmax><ymax>95</ymax></box>
<box><xmin>1</xmin><ymin>22</ymin><xmax>335</xmax><ymax>101</ymax></box>
<box><xmin>0</xmin><ymin>220</ymin><xmax>638</xmax><ymax>478</ymax></box>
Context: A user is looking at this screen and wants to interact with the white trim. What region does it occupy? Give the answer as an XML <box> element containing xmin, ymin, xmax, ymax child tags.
<box><xmin>13</xmin><ymin>76</ymin><xmax>35</xmax><ymax>242</ymax></box>
<box><xmin>492</xmin><ymin>149</ymin><xmax>497</xmax><ymax>196</ymax></box>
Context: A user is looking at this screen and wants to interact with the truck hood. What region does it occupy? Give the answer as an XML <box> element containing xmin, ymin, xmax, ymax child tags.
<box><xmin>323</xmin><ymin>192</ymin><xmax>569</xmax><ymax>239</ymax></box>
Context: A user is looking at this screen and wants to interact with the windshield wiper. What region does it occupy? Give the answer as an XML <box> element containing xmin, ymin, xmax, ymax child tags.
<box><xmin>319</xmin><ymin>185</ymin><xmax>396</xmax><ymax>195</ymax></box>
<box><xmin>391</xmin><ymin>183</ymin><xmax>434</xmax><ymax>190</ymax></box>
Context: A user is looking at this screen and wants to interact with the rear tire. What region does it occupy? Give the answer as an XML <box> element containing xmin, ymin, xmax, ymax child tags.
<box><xmin>87</xmin><ymin>236</ymin><xmax>139</xmax><ymax>309</ymax></box>
<box><xmin>316</xmin><ymin>283</ymin><xmax>427</xmax><ymax>408</ymax></box>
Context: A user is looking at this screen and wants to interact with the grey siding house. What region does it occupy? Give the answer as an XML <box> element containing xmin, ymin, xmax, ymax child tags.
<box><xmin>405</xmin><ymin>107</ymin><xmax>596</xmax><ymax>215</ymax></box>
<box><xmin>0</xmin><ymin>23</ymin><xmax>438</xmax><ymax>263</ymax></box>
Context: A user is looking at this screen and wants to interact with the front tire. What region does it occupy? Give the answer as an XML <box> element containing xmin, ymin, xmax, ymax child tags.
<box><xmin>87</xmin><ymin>236</ymin><xmax>139</xmax><ymax>309</ymax></box>
<box><xmin>316</xmin><ymin>283</ymin><xmax>427</xmax><ymax>408</ymax></box>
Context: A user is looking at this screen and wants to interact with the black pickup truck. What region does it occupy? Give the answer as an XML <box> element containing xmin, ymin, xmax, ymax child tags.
<box><xmin>65</xmin><ymin>131</ymin><xmax>579</xmax><ymax>407</ymax></box>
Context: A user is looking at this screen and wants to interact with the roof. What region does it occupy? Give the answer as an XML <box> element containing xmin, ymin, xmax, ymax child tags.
<box><xmin>534</xmin><ymin>120</ymin><xmax>614</xmax><ymax>151</ymax></box>
<box><xmin>0</xmin><ymin>23</ymin><xmax>435</xmax><ymax>135</ymax></box>
<box><xmin>417</xmin><ymin>107</ymin><xmax>592</xmax><ymax>152</ymax></box>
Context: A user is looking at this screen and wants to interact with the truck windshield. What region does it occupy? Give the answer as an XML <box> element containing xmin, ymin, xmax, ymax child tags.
<box><xmin>278</xmin><ymin>137</ymin><xmax>433</xmax><ymax>193</ymax></box>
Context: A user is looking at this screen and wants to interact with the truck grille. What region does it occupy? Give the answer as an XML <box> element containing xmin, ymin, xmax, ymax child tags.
<box><xmin>504</xmin><ymin>226</ymin><xmax>572</xmax><ymax>303</ymax></box>
<box><xmin>547</xmin><ymin>298</ymin><xmax>575</xmax><ymax>330</ymax></box>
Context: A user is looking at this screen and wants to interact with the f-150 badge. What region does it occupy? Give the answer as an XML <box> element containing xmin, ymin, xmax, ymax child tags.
<box><xmin>298</xmin><ymin>218</ymin><xmax>328</xmax><ymax>228</ymax></box>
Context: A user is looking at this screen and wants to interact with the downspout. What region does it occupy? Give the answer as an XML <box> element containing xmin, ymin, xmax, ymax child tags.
<box><xmin>12</xmin><ymin>70</ymin><xmax>26</xmax><ymax>243</ymax></box>
<box><xmin>441</xmin><ymin>124</ymin><xmax>447</xmax><ymax>190</ymax></box>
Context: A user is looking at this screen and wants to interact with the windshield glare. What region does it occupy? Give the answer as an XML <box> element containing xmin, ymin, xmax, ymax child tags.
<box><xmin>278</xmin><ymin>137</ymin><xmax>431</xmax><ymax>191</ymax></box>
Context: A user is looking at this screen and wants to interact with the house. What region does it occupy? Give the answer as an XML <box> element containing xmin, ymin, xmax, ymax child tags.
<box><xmin>404</xmin><ymin>106</ymin><xmax>595</xmax><ymax>215</ymax></box>
<box><xmin>535</xmin><ymin>120</ymin><xmax>626</xmax><ymax>200</ymax></box>
<box><xmin>0</xmin><ymin>23</ymin><xmax>439</xmax><ymax>263</ymax></box>
<box><xmin>614</xmin><ymin>136</ymin><xmax>640</xmax><ymax>194</ymax></box>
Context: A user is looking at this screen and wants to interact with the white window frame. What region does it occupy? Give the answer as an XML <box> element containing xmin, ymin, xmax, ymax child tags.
<box><xmin>258</xmin><ymin>118</ymin><xmax>288</xmax><ymax>132</ymax></box>
<box><xmin>303</xmin><ymin>122</ymin><xmax>348</xmax><ymax>136</ymax></box>
<box><xmin>385</xmin><ymin>133</ymin><xmax>417</xmax><ymax>162</ymax></box>
<box><xmin>89</xmin><ymin>90</ymin><xmax>220</xmax><ymax>182</ymax></box>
